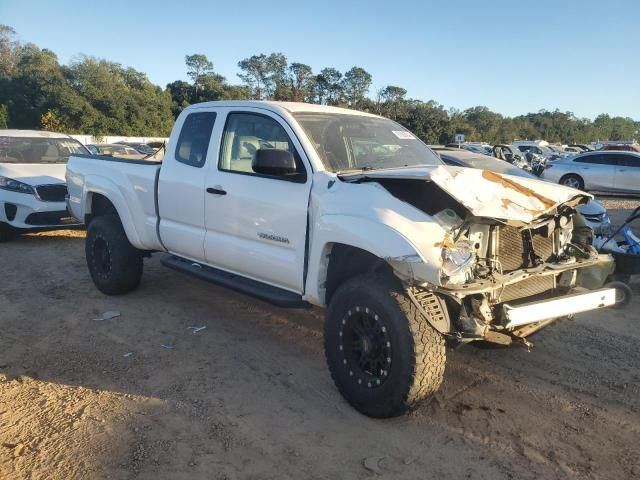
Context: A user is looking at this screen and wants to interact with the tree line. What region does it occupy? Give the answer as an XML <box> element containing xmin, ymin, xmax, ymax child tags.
<box><xmin>1</xmin><ymin>25</ymin><xmax>638</xmax><ymax>144</ymax></box>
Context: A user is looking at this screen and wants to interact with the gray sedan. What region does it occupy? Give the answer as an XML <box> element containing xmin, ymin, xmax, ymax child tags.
<box><xmin>437</xmin><ymin>149</ymin><xmax>612</xmax><ymax>234</ymax></box>
<box><xmin>542</xmin><ymin>151</ymin><xmax>640</xmax><ymax>194</ymax></box>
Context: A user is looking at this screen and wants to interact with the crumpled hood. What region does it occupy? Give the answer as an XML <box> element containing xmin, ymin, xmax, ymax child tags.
<box><xmin>0</xmin><ymin>163</ymin><xmax>67</xmax><ymax>186</ymax></box>
<box><xmin>340</xmin><ymin>165</ymin><xmax>591</xmax><ymax>224</ymax></box>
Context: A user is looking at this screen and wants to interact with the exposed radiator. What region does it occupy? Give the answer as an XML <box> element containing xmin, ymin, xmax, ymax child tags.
<box><xmin>497</xmin><ymin>226</ymin><xmax>555</xmax><ymax>272</ymax></box>
<box><xmin>499</xmin><ymin>275</ymin><xmax>555</xmax><ymax>303</ymax></box>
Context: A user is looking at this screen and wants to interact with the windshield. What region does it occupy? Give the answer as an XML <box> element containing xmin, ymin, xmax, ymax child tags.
<box><xmin>124</xmin><ymin>143</ymin><xmax>154</xmax><ymax>154</ymax></box>
<box><xmin>97</xmin><ymin>145</ymin><xmax>138</xmax><ymax>155</ymax></box>
<box><xmin>469</xmin><ymin>157</ymin><xmax>536</xmax><ymax>179</ymax></box>
<box><xmin>293</xmin><ymin>113</ymin><xmax>442</xmax><ymax>172</ymax></box>
<box><xmin>0</xmin><ymin>136</ymin><xmax>88</xmax><ymax>164</ymax></box>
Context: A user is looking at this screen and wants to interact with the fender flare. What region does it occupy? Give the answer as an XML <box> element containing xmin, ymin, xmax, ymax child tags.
<box><xmin>82</xmin><ymin>175</ymin><xmax>145</xmax><ymax>249</ymax></box>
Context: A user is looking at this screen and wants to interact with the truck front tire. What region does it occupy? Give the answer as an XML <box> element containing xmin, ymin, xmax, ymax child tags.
<box><xmin>325</xmin><ymin>273</ymin><xmax>446</xmax><ymax>418</ymax></box>
<box><xmin>86</xmin><ymin>215</ymin><xmax>143</xmax><ymax>295</ymax></box>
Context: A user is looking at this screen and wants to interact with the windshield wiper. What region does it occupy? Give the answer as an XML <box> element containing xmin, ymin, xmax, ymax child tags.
<box><xmin>335</xmin><ymin>165</ymin><xmax>378</xmax><ymax>174</ymax></box>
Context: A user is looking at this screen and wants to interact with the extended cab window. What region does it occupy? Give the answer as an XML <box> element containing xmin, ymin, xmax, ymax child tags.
<box><xmin>219</xmin><ymin>113</ymin><xmax>306</xmax><ymax>181</ymax></box>
<box><xmin>175</xmin><ymin>112</ymin><xmax>216</xmax><ymax>167</ymax></box>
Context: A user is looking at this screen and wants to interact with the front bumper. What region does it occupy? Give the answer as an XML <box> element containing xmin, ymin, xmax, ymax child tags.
<box><xmin>503</xmin><ymin>287</ymin><xmax>616</xmax><ymax>328</ymax></box>
<box><xmin>1</xmin><ymin>190</ymin><xmax>82</xmax><ymax>230</ymax></box>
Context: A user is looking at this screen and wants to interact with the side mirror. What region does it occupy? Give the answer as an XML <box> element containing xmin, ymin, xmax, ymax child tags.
<box><xmin>252</xmin><ymin>149</ymin><xmax>296</xmax><ymax>176</ymax></box>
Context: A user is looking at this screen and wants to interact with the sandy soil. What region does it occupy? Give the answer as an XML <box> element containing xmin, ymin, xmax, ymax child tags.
<box><xmin>1</xmin><ymin>213</ymin><xmax>639</xmax><ymax>479</ymax></box>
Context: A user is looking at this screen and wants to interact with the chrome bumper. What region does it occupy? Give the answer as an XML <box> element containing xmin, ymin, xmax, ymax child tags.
<box><xmin>503</xmin><ymin>288</ymin><xmax>616</xmax><ymax>328</ymax></box>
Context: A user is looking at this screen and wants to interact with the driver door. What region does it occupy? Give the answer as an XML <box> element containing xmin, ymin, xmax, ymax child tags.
<box><xmin>203</xmin><ymin>109</ymin><xmax>312</xmax><ymax>293</ymax></box>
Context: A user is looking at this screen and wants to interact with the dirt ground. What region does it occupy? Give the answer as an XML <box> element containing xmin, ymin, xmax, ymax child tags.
<box><xmin>1</xmin><ymin>199</ymin><xmax>639</xmax><ymax>480</ymax></box>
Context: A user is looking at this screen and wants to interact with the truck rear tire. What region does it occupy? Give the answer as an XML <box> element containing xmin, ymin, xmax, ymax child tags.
<box><xmin>324</xmin><ymin>273</ymin><xmax>446</xmax><ymax>418</ymax></box>
<box><xmin>86</xmin><ymin>215</ymin><xmax>143</xmax><ymax>295</ymax></box>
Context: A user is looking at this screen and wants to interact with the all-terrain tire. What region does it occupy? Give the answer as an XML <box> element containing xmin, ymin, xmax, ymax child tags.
<box><xmin>86</xmin><ymin>215</ymin><xmax>143</xmax><ymax>295</ymax></box>
<box><xmin>324</xmin><ymin>272</ymin><xmax>446</xmax><ymax>418</ymax></box>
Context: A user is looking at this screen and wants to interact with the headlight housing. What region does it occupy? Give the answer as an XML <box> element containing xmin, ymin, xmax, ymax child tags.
<box><xmin>441</xmin><ymin>239</ymin><xmax>475</xmax><ymax>284</ymax></box>
<box><xmin>0</xmin><ymin>176</ymin><xmax>35</xmax><ymax>195</ymax></box>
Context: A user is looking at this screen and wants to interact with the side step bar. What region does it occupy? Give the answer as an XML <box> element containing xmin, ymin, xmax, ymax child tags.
<box><xmin>161</xmin><ymin>255</ymin><xmax>310</xmax><ymax>308</ymax></box>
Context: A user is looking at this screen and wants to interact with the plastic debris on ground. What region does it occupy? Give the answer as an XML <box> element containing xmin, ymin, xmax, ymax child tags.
<box><xmin>363</xmin><ymin>456</ymin><xmax>385</xmax><ymax>475</ymax></box>
<box><xmin>187</xmin><ymin>326</ymin><xmax>207</xmax><ymax>334</ymax></box>
<box><xmin>93</xmin><ymin>311</ymin><xmax>121</xmax><ymax>321</ymax></box>
<box><xmin>160</xmin><ymin>344</ymin><xmax>175</xmax><ymax>349</ymax></box>
<box><xmin>123</xmin><ymin>352</ymin><xmax>134</xmax><ymax>358</ymax></box>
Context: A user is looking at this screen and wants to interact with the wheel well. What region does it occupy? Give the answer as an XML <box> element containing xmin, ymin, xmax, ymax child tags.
<box><xmin>324</xmin><ymin>244</ymin><xmax>389</xmax><ymax>303</ymax></box>
<box><xmin>85</xmin><ymin>193</ymin><xmax>118</xmax><ymax>225</ymax></box>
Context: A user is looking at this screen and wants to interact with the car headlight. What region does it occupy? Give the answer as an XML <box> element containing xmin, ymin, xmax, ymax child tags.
<box><xmin>441</xmin><ymin>239</ymin><xmax>475</xmax><ymax>282</ymax></box>
<box><xmin>0</xmin><ymin>176</ymin><xmax>35</xmax><ymax>195</ymax></box>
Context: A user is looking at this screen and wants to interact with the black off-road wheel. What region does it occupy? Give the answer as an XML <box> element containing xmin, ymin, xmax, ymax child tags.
<box><xmin>325</xmin><ymin>273</ymin><xmax>446</xmax><ymax>418</ymax></box>
<box><xmin>86</xmin><ymin>215</ymin><xmax>143</xmax><ymax>295</ymax></box>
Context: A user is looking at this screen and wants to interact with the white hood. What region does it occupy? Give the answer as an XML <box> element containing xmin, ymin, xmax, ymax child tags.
<box><xmin>0</xmin><ymin>163</ymin><xmax>67</xmax><ymax>186</ymax></box>
<box><xmin>341</xmin><ymin>165</ymin><xmax>591</xmax><ymax>224</ymax></box>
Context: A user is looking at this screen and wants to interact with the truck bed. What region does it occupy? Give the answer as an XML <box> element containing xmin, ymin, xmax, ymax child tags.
<box><xmin>66</xmin><ymin>153</ymin><xmax>164</xmax><ymax>251</ymax></box>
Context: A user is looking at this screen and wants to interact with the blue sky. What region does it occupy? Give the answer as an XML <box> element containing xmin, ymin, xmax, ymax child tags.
<box><xmin>2</xmin><ymin>0</ymin><xmax>638</xmax><ymax>120</ymax></box>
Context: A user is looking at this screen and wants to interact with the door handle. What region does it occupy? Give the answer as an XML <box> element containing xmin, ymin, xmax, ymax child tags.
<box><xmin>206</xmin><ymin>187</ymin><xmax>227</xmax><ymax>195</ymax></box>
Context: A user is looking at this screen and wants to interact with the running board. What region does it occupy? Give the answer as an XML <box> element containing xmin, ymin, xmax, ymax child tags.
<box><xmin>161</xmin><ymin>255</ymin><xmax>310</xmax><ymax>308</ymax></box>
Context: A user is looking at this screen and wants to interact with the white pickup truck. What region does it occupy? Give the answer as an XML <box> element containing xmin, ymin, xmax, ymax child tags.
<box><xmin>67</xmin><ymin>101</ymin><xmax>620</xmax><ymax>417</ymax></box>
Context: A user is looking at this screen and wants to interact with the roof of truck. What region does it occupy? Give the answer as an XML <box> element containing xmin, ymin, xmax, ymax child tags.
<box><xmin>0</xmin><ymin>129</ymin><xmax>73</xmax><ymax>138</ymax></box>
<box><xmin>187</xmin><ymin>101</ymin><xmax>380</xmax><ymax>118</ymax></box>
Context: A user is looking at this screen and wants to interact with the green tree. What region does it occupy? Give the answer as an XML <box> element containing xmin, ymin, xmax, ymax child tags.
<box><xmin>40</xmin><ymin>109</ymin><xmax>62</xmax><ymax>131</ymax></box>
<box><xmin>238</xmin><ymin>52</ymin><xmax>288</xmax><ymax>100</ymax></box>
<box><xmin>166</xmin><ymin>80</ymin><xmax>191</xmax><ymax>117</ymax></box>
<box><xmin>0</xmin><ymin>104</ymin><xmax>8</xmax><ymax>128</ymax></box>
<box><xmin>463</xmin><ymin>106</ymin><xmax>503</xmax><ymax>142</ymax></box>
<box><xmin>316</xmin><ymin>67</ymin><xmax>343</xmax><ymax>105</ymax></box>
<box><xmin>379</xmin><ymin>85</ymin><xmax>407</xmax><ymax>119</ymax></box>
<box><xmin>0</xmin><ymin>24</ymin><xmax>21</xmax><ymax>78</ymax></box>
<box><xmin>185</xmin><ymin>54</ymin><xmax>214</xmax><ymax>101</ymax></box>
<box><xmin>342</xmin><ymin>66</ymin><xmax>372</xmax><ymax>108</ymax></box>
<box><xmin>288</xmin><ymin>62</ymin><xmax>315</xmax><ymax>102</ymax></box>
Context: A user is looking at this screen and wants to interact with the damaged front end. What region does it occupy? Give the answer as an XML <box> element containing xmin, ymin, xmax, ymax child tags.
<box><xmin>344</xmin><ymin>165</ymin><xmax>618</xmax><ymax>346</ymax></box>
<box><xmin>433</xmin><ymin>206</ymin><xmax>615</xmax><ymax>345</ymax></box>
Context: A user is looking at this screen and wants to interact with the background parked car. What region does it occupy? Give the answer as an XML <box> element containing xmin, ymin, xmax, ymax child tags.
<box><xmin>542</xmin><ymin>150</ymin><xmax>640</xmax><ymax>194</ymax></box>
<box><xmin>438</xmin><ymin>149</ymin><xmax>612</xmax><ymax>234</ymax></box>
<box><xmin>85</xmin><ymin>144</ymin><xmax>99</xmax><ymax>155</ymax></box>
<box><xmin>568</xmin><ymin>144</ymin><xmax>593</xmax><ymax>152</ymax></box>
<box><xmin>146</xmin><ymin>140</ymin><xmax>166</xmax><ymax>150</ymax></box>
<box><xmin>492</xmin><ymin>144</ymin><xmax>529</xmax><ymax>168</ymax></box>
<box><xmin>0</xmin><ymin>129</ymin><xmax>85</xmax><ymax>240</ymax></box>
<box><xmin>599</xmin><ymin>142</ymin><xmax>640</xmax><ymax>153</ymax></box>
<box><xmin>87</xmin><ymin>143</ymin><xmax>147</xmax><ymax>159</ymax></box>
<box><xmin>115</xmin><ymin>141</ymin><xmax>156</xmax><ymax>155</ymax></box>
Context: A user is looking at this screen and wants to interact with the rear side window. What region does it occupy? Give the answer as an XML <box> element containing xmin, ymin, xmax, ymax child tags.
<box><xmin>574</xmin><ymin>154</ymin><xmax>617</xmax><ymax>165</ymax></box>
<box><xmin>175</xmin><ymin>112</ymin><xmax>216</xmax><ymax>167</ymax></box>
<box><xmin>619</xmin><ymin>154</ymin><xmax>640</xmax><ymax>167</ymax></box>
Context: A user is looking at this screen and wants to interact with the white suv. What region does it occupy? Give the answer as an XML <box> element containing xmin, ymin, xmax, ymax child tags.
<box><xmin>0</xmin><ymin>130</ymin><xmax>86</xmax><ymax>240</ymax></box>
